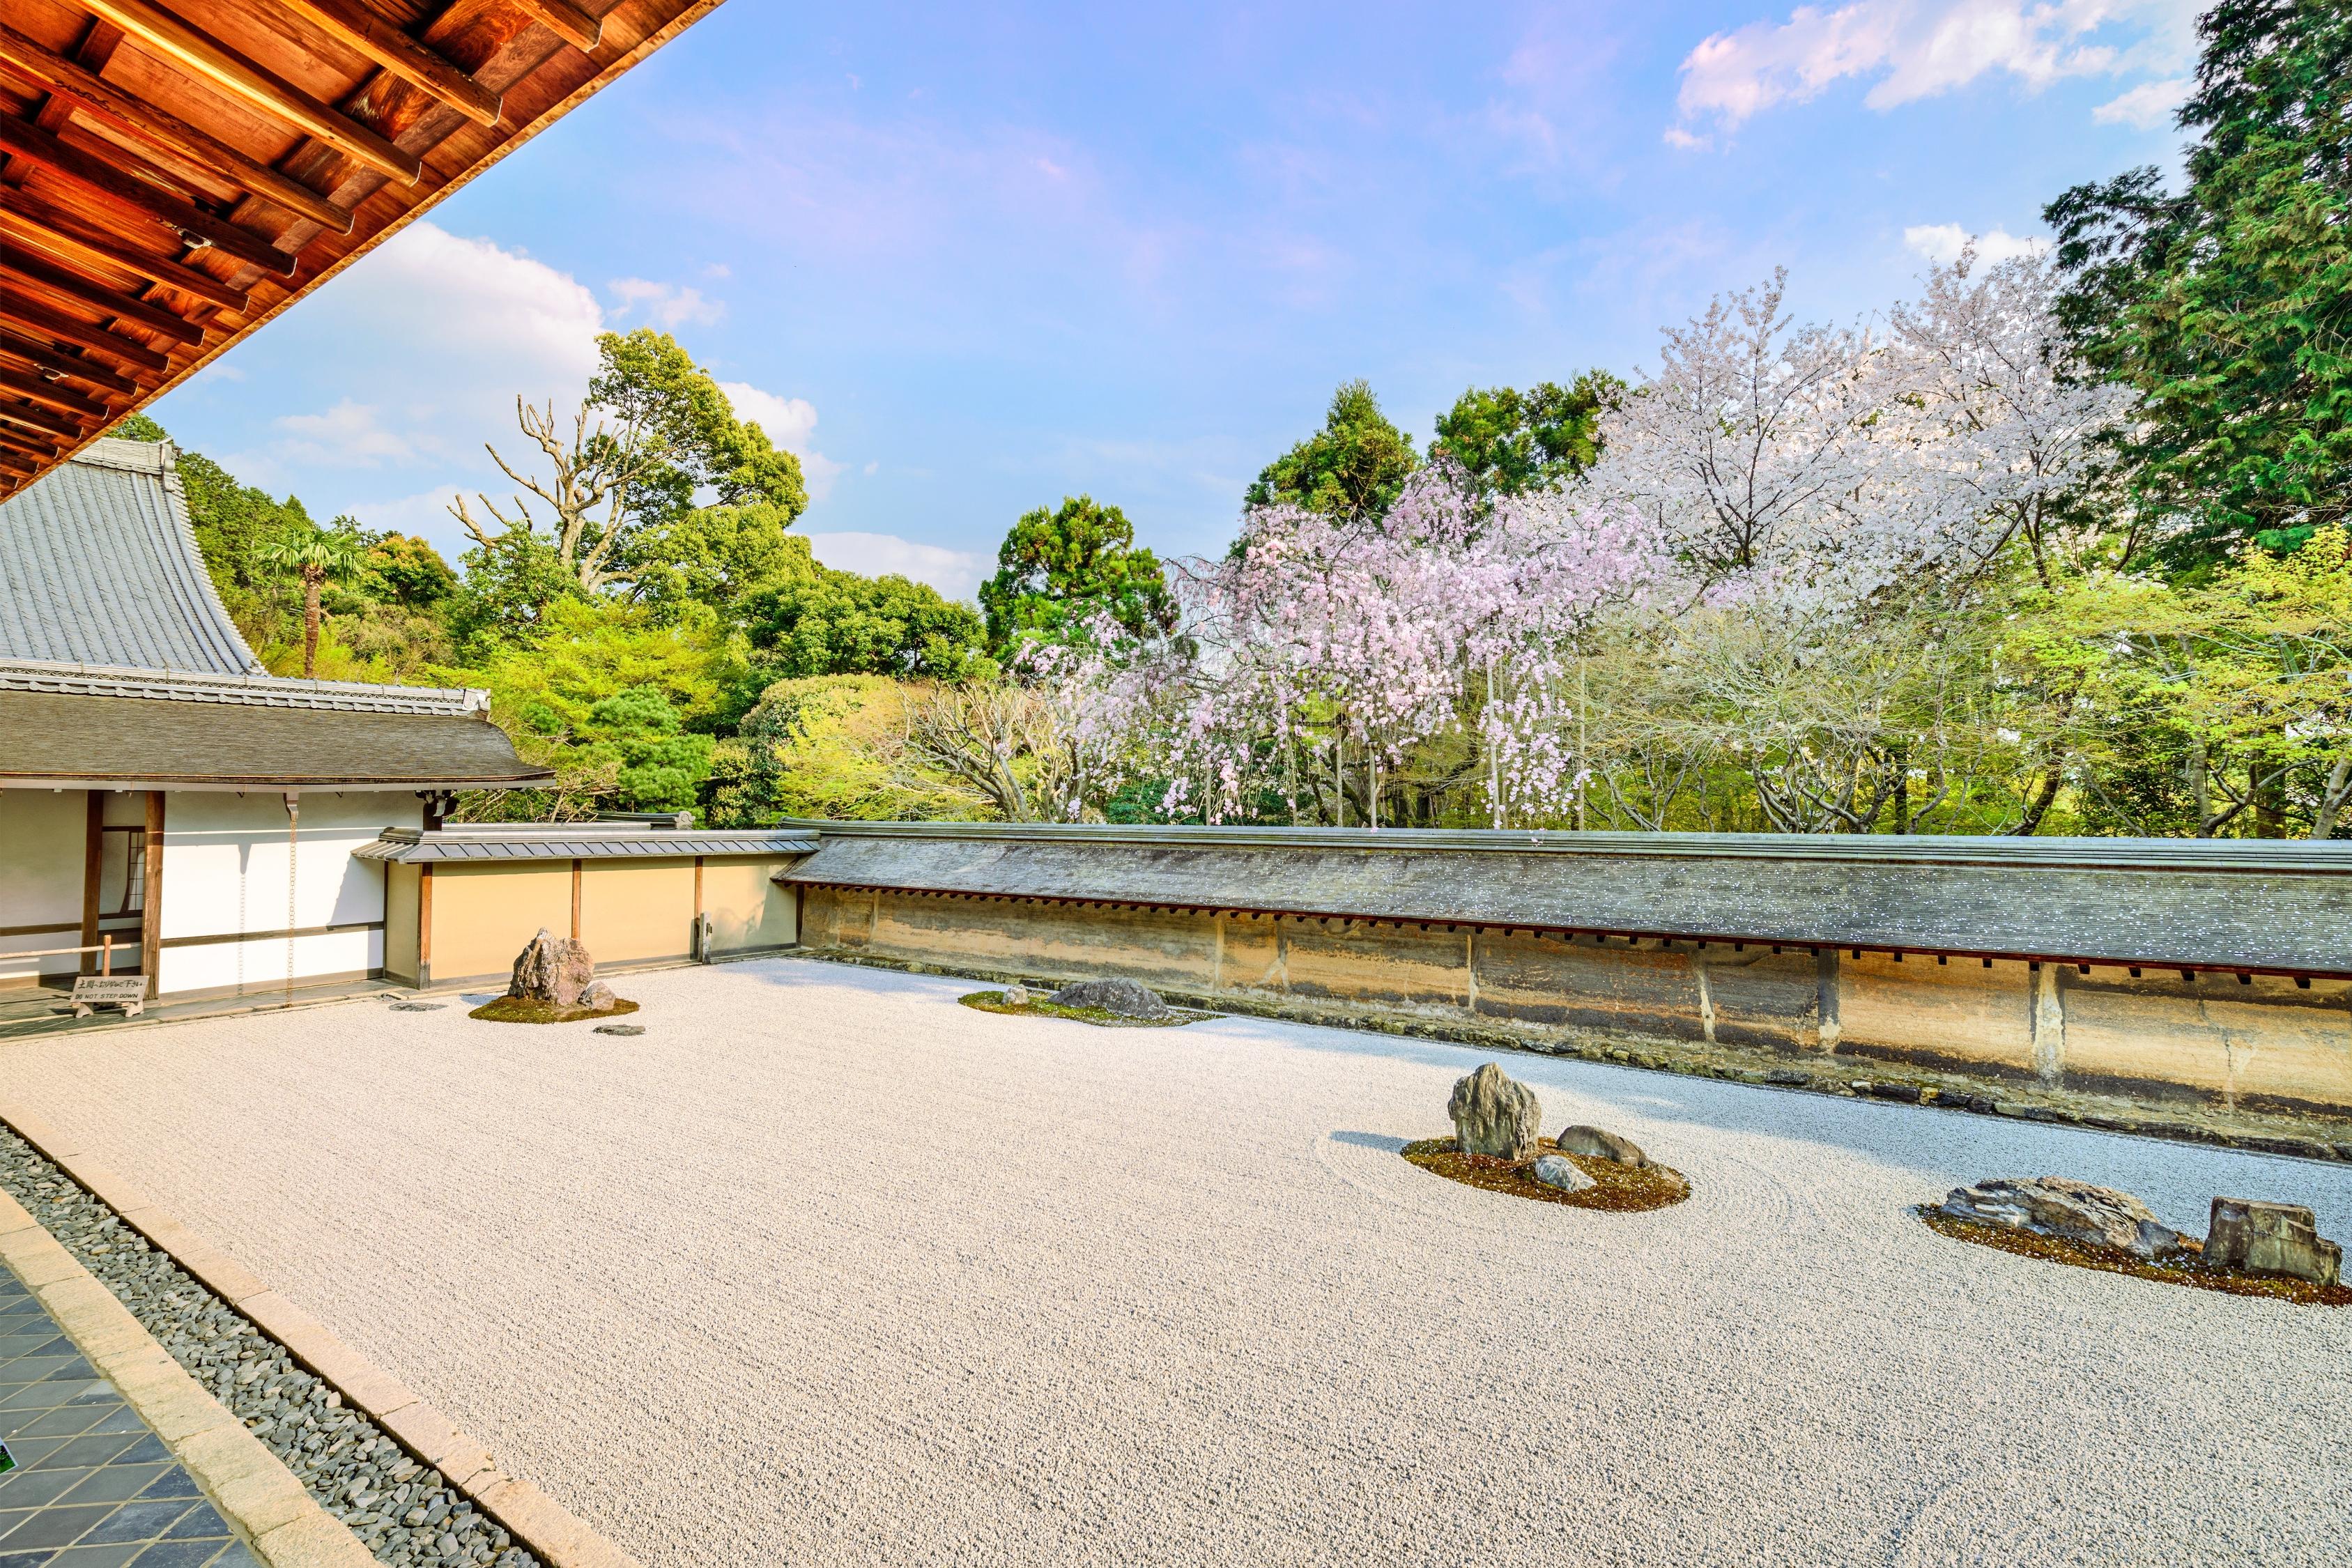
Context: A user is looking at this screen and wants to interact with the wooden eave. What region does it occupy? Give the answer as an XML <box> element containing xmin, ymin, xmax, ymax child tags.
<box><xmin>0</xmin><ymin>0</ymin><xmax>724</xmax><ymax>500</ymax></box>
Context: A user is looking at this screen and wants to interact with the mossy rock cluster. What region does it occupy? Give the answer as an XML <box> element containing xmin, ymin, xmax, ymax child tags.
<box><xmin>1401</xmin><ymin>1137</ymin><xmax>1690</xmax><ymax>1213</ymax></box>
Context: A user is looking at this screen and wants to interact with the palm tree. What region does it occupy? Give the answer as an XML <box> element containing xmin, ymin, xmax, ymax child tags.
<box><xmin>256</xmin><ymin>529</ymin><xmax>365</xmax><ymax>679</ymax></box>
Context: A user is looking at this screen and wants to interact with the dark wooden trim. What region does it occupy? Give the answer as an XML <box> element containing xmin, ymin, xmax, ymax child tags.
<box><xmin>79</xmin><ymin>791</ymin><xmax>102</xmax><ymax>976</ymax></box>
<box><xmin>139</xmin><ymin>790</ymin><xmax>163</xmax><ymax>999</ymax></box>
<box><xmin>159</xmin><ymin>920</ymin><xmax>383</xmax><ymax>949</ymax></box>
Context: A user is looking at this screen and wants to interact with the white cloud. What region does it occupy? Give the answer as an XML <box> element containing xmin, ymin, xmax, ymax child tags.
<box><xmin>2093</xmin><ymin>75</ymin><xmax>2189</xmax><ymax>128</ymax></box>
<box><xmin>271</xmin><ymin>399</ymin><xmax>415</xmax><ymax>466</ymax></box>
<box><xmin>358</xmin><ymin>224</ymin><xmax>606</xmax><ymax>389</ymax></box>
<box><xmin>607</xmin><ymin>277</ymin><xmax>727</xmax><ymax>328</ymax></box>
<box><xmin>1674</xmin><ymin>0</ymin><xmax>2199</xmax><ymax>131</ymax></box>
<box><xmin>1903</xmin><ymin>222</ymin><xmax>2047</xmax><ymax>263</ymax></box>
<box><xmin>719</xmin><ymin>381</ymin><xmax>847</xmax><ymax>501</ymax></box>
<box><xmin>346</xmin><ymin>484</ymin><xmax>465</xmax><ymax>544</ymax></box>
<box><xmin>806</xmin><ymin>532</ymin><xmax>989</xmax><ymax>601</ymax></box>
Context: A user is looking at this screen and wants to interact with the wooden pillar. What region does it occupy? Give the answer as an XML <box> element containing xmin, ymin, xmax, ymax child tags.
<box><xmin>417</xmin><ymin>863</ymin><xmax>433</xmax><ymax>987</ymax></box>
<box><xmin>79</xmin><ymin>792</ymin><xmax>102</xmax><ymax>976</ymax></box>
<box><xmin>570</xmin><ymin>858</ymin><xmax>583</xmax><ymax>941</ymax></box>
<box><xmin>139</xmin><ymin>790</ymin><xmax>164</xmax><ymax>999</ymax></box>
<box><xmin>693</xmin><ymin>855</ymin><xmax>704</xmax><ymax>916</ymax></box>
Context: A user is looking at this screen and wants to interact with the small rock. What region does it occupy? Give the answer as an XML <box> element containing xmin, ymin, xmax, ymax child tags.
<box><xmin>1448</xmin><ymin>1063</ymin><xmax>1542</xmax><ymax>1160</ymax></box>
<box><xmin>1939</xmin><ymin>1176</ymin><xmax>2183</xmax><ymax>1259</ymax></box>
<box><xmin>1002</xmin><ymin>983</ymin><xmax>1031</xmax><ymax>1006</ymax></box>
<box><xmin>592</xmin><ymin>1023</ymin><xmax>645</xmax><ymax>1037</ymax></box>
<box><xmin>1530</xmin><ymin>1154</ymin><xmax>1593</xmax><ymax>1193</ymax></box>
<box><xmin>578</xmin><ymin>981</ymin><xmax>620</xmax><ymax>1014</ymax></box>
<box><xmin>1765</xmin><ymin>1069</ymin><xmax>1810</xmax><ymax>1086</ymax></box>
<box><xmin>1554</xmin><ymin>1124</ymin><xmax>1648</xmax><ymax>1168</ymax></box>
<box><xmin>1047</xmin><ymin>978</ymin><xmax>1171</xmax><ymax>1018</ymax></box>
<box><xmin>1868</xmin><ymin>1082</ymin><xmax>1923</xmax><ymax>1104</ymax></box>
<box><xmin>387</xmin><ymin>1001</ymin><xmax>445</xmax><ymax>1013</ymax></box>
<box><xmin>2204</xmin><ymin>1197</ymin><xmax>2342</xmax><ymax>1286</ymax></box>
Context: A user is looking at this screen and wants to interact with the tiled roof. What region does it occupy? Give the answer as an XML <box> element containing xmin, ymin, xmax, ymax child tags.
<box><xmin>0</xmin><ymin>440</ymin><xmax>260</xmax><ymax>676</ymax></box>
<box><xmin>0</xmin><ymin>659</ymin><xmax>489</xmax><ymax>716</ymax></box>
<box><xmin>0</xmin><ymin>690</ymin><xmax>551</xmax><ymax>790</ymax></box>
<box><xmin>358</xmin><ymin>827</ymin><xmax>818</xmax><ymax>862</ymax></box>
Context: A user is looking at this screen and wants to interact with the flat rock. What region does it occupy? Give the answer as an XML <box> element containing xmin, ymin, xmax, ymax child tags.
<box><xmin>593</xmin><ymin>1023</ymin><xmax>646</xmax><ymax>1037</ymax></box>
<box><xmin>1530</xmin><ymin>1154</ymin><xmax>1593</xmax><ymax>1193</ymax></box>
<box><xmin>1555</xmin><ymin>1125</ymin><xmax>1649</xmax><ymax>1168</ymax></box>
<box><xmin>1047</xmin><ymin>978</ymin><xmax>1171</xmax><ymax>1018</ymax></box>
<box><xmin>1939</xmin><ymin>1176</ymin><xmax>2183</xmax><ymax>1259</ymax></box>
<box><xmin>1448</xmin><ymin>1063</ymin><xmax>1542</xmax><ymax>1160</ymax></box>
<box><xmin>387</xmin><ymin>1001</ymin><xmax>445</xmax><ymax>1012</ymax></box>
<box><xmin>2205</xmin><ymin>1197</ymin><xmax>2342</xmax><ymax>1286</ymax></box>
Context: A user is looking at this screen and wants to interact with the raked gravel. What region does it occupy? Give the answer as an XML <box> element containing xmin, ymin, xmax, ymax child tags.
<box><xmin>0</xmin><ymin>1128</ymin><xmax>531</xmax><ymax>1567</ymax></box>
<box><xmin>1</xmin><ymin>957</ymin><xmax>2348</xmax><ymax>1567</ymax></box>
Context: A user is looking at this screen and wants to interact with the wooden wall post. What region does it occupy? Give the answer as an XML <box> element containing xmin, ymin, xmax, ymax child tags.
<box><xmin>417</xmin><ymin>863</ymin><xmax>433</xmax><ymax>987</ymax></box>
<box><xmin>79</xmin><ymin>792</ymin><xmax>102</xmax><ymax>976</ymax></box>
<box><xmin>139</xmin><ymin>790</ymin><xmax>164</xmax><ymax>999</ymax></box>
<box><xmin>570</xmin><ymin>858</ymin><xmax>583</xmax><ymax>941</ymax></box>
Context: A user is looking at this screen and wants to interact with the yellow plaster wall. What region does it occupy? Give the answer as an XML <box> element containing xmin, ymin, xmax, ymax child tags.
<box><xmin>429</xmin><ymin>863</ymin><xmax>572</xmax><ymax>984</ymax></box>
<box><xmin>580</xmin><ymin>860</ymin><xmax>697</xmax><ymax>966</ymax></box>
<box><xmin>383</xmin><ymin>863</ymin><xmax>420</xmax><ymax>987</ymax></box>
<box><xmin>700</xmin><ymin>859</ymin><xmax>797</xmax><ymax>952</ymax></box>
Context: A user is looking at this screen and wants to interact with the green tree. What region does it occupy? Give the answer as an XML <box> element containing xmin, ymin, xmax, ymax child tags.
<box><xmin>2047</xmin><ymin>0</ymin><xmax>2352</xmax><ymax>569</ymax></box>
<box><xmin>1245</xmin><ymin>380</ymin><xmax>1420</xmax><ymax>518</ymax></box>
<box><xmin>359</xmin><ymin>532</ymin><xmax>459</xmax><ymax>608</ymax></box>
<box><xmin>254</xmin><ymin>526</ymin><xmax>365</xmax><ymax>679</ymax></box>
<box><xmin>1429</xmin><ymin>372</ymin><xmax>1623</xmax><ymax>497</ymax></box>
<box><xmin>745</xmin><ymin>569</ymin><xmax>992</xmax><ymax>682</ymax></box>
<box><xmin>455</xmin><ymin>330</ymin><xmax>808</xmax><ymax>593</ymax></box>
<box><xmin>978</xmin><ymin>495</ymin><xmax>1176</xmax><ymax>656</ymax></box>
<box><xmin>572</xmin><ymin>684</ymin><xmax>716</xmax><ymax>812</ymax></box>
<box><xmin>627</xmin><ymin>504</ymin><xmax>820</xmax><ymax>624</ymax></box>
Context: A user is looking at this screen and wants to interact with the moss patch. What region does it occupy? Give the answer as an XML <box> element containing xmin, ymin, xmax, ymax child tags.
<box><xmin>468</xmin><ymin>996</ymin><xmax>640</xmax><ymax>1025</ymax></box>
<box><xmin>1401</xmin><ymin>1137</ymin><xmax>1690</xmax><ymax>1213</ymax></box>
<box><xmin>958</xmin><ymin>990</ymin><xmax>1209</xmax><ymax>1028</ymax></box>
<box><xmin>1919</xmin><ymin>1208</ymin><xmax>2351</xmax><ymax>1307</ymax></box>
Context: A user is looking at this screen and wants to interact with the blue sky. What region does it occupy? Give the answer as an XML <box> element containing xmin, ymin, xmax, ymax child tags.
<box><xmin>146</xmin><ymin>0</ymin><xmax>2201</xmax><ymax>599</ymax></box>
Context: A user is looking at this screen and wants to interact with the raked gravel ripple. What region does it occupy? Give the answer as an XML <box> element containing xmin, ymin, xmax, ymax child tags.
<box><xmin>0</xmin><ymin>1128</ymin><xmax>532</xmax><ymax>1568</ymax></box>
<box><xmin>2</xmin><ymin>958</ymin><xmax>2349</xmax><ymax>1566</ymax></box>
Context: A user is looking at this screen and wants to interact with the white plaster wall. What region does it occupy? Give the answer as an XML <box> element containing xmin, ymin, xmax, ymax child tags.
<box><xmin>157</xmin><ymin>791</ymin><xmax>420</xmax><ymax>997</ymax></box>
<box><xmin>0</xmin><ymin>788</ymin><xmax>87</xmax><ymax>986</ymax></box>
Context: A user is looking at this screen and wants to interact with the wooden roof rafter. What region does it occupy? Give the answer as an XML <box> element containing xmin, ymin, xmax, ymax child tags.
<box><xmin>0</xmin><ymin>0</ymin><xmax>725</xmax><ymax>502</ymax></box>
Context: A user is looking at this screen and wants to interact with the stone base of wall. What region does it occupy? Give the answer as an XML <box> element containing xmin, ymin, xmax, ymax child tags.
<box><xmin>797</xmin><ymin>885</ymin><xmax>2352</xmax><ymax>1138</ymax></box>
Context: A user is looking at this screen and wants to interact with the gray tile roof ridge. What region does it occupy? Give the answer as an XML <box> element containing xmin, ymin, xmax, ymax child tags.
<box><xmin>0</xmin><ymin>657</ymin><xmax>491</xmax><ymax>716</ymax></box>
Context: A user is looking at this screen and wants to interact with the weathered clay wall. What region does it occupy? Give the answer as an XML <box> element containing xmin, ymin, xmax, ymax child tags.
<box><xmin>796</xmin><ymin>886</ymin><xmax>2352</xmax><ymax>1116</ymax></box>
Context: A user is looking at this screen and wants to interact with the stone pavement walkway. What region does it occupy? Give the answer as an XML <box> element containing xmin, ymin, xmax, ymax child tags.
<box><xmin>0</xmin><ymin>1264</ymin><xmax>252</xmax><ymax>1567</ymax></box>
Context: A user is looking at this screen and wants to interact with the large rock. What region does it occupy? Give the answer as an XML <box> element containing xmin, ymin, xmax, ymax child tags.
<box><xmin>2204</xmin><ymin>1198</ymin><xmax>2342</xmax><ymax>1286</ymax></box>
<box><xmin>509</xmin><ymin>928</ymin><xmax>596</xmax><ymax>1008</ymax></box>
<box><xmin>1556</xmin><ymin>1125</ymin><xmax>1650</xmax><ymax>1168</ymax></box>
<box><xmin>1530</xmin><ymin>1154</ymin><xmax>1593</xmax><ymax>1194</ymax></box>
<box><xmin>1048</xmin><ymin>978</ymin><xmax>1171</xmax><ymax>1018</ymax></box>
<box><xmin>1447</xmin><ymin>1063</ymin><xmax>1542</xmax><ymax>1160</ymax></box>
<box><xmin>1938</xmin><ymin>1176</ymin><xmax>2183</xmax><ymax>1260</ymax></box>
<box><xmin>578</xmin><ymin>981</ymin><xmax>620</xmax><ymax>1015</ymax></box>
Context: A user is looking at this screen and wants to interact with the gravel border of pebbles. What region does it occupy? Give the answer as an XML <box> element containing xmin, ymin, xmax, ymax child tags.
<box><xmin>0</xmin><ymin>1125</ymin><xmax>538</xmax><ymax>1568</ymax></box>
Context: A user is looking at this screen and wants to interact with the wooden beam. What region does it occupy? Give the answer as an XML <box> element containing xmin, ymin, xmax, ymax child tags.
<box><xmin>0</xmin><ymin>291</ymin><xmax>170</xmax><ymax>372</ymax></box>
<box><xmin>513</xmin><ymin>0</ymin><xmax>606</xmax><ymax>54</ymax></box>
<box><xmin>0</xmin><ymin>362</ymin><xmax>110</xmax><ymax>418</ymax></box>
<box><xmin>0</xmin><ymin>329</ymin><xmax>141</xmax><ymax>394</ymax></box>
<box><xmin>72</xmin><ymin>0</ymin><xmax>422</xmax><ymax>185</ymax></box>
<box><xmin>0</xmin><ymin>194</ymin><xmax>249</xmax><ymax>312</ymax></box>
<box><xmin>0</xmin><ymin>422</ymin><xmax>63</xmax><ymax>458</ymax></box>
<box><xmin>0</xmin><ymin>392</ymin><xmax>89</xmax><ymax>440</ymax></box>
<box><xmin>140</xmin><ymin>789</ymin><xmax>162</xmax><ymax>999</ymax></box>
<box><xmin>282</xmin><ymin>0</ymin><xmax>502</xmax><ymax>128</ymax></box>
<box><xmin>0</xmin><ymin>244</ymin><xmax>204</xmax><ymax>345</ymax></box>
<box><xmin>0</xmin><ymin>112</ymin><xmax>297</xmax><ymax>276</ymax></box>
<box><xmin>0</xmin><ymin>451</ymin><xmax>42</xmax><ymax>477</ymax></box>
<box><xmin>0</xmin><ymin>22</ymin><xmax>354</xmax><ymax>233</ymax></box>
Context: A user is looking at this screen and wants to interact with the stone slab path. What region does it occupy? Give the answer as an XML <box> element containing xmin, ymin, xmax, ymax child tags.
<box><xmin>1</xmin><ymin>958</ymin><xmax>2346</xmax><ymax>1567</ymax></box>
<box><xmin>0</xmin><ymin>1262</ymin><xmax>254</xmax><ymax>1566</ymax></box>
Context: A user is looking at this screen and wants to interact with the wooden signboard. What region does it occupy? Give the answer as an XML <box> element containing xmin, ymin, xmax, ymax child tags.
<box><xmin>70</xmin><ymin>974</ymin><xmax>146</xmax><ymax>1018</ymax></box>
